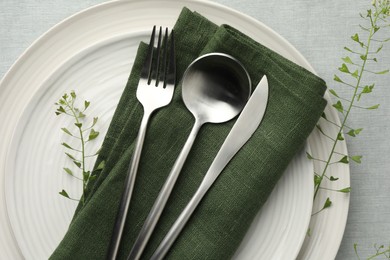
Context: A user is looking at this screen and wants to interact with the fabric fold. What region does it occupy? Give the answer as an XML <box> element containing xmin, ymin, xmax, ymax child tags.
<box><xmin>51</xmin><ymin>7</ymin><xmax>327</xmax><ymax>260</ymax></box>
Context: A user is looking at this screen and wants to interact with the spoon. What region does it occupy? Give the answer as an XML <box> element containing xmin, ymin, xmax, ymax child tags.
<box><xmin>128</xmin><ymin>52</ymin><xmax>251</xmax><ymax>260</ymax></box>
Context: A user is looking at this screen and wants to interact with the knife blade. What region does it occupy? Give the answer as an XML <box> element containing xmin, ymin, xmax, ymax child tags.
<box><xmin>150</xmin><ymin>75</ymin><xmax>269</xmax><ymax>260</ymax></box>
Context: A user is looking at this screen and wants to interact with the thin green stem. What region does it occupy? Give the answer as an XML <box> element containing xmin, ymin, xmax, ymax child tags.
<box><xmin>67</xmin><ymin>197</ymin><xmax>80</xmax><ymax>202</ymax></box>
<box><xmin>321</xmin><ymin>117</ymin><xmax>342</xmax><ymax>128</ymax></box>
<box><xmin>316</xmin><ymin>125</ymin><xmax>337</xmax><ymax>141</ymax></box>
<box><xmin>65</xmin><ymin>99</ymin><xmax>87</xmax><ymax>205</ymax></box>
<box><xmin>314</xmin><ymin>8</ymin><xmax>378</xmax><ymax>200</ymax></box>
<box><xmin>319</xmin><ymin>186</ymin><xmax>343</xmax><ymax>192</ymax></box>
<box><xmin>367</xmin><ymin>248</ymin><xmax>390</xmax><ymax>260</ymax></box>
<box><xmin>311</xmin><ymin>208</ymin><xmax>326</xmax><ymax>216</ymax></box>
<box><xmin>333</xmin><ymin>151</ymin><xmax>347</xmax><ymax>156</ymax></box>
<box><xmin>70</xmin><ymin>175</ymin><xmax>83</xmax><ymax>181</ymax></box>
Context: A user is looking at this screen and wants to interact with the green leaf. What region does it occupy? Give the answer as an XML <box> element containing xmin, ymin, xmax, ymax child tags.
<box><xmin>59</xmin><ymin>189</ymin><xmax>70</xmax><ymax>198</ymax></box>
<box><xmin>337</xmin><ymin>133</ymin><xmax>345</xmax><ymax>141</ymax></box>
<box><xmin>89</xmin><ymin>175</ymin><xmax>97</xmax><ymax>181</ymax></box>
<box><xmin>338</xmin><ymin>187</ymin><xmax>351</xmax><ymax>193</ymax></box>
<box><xmin>377</xmin><ymin>244</ymin><xmax>385</xmax><ymax>250</ymax></box>
<box><xmin>347</xmin><ymin>128</ymin><xmax>363</xmax><ymax>137</ymax></box>
<box><xmin>70</xmin><ymin>91</ymin><xmax>76</xmax><ymax>99</ymax></box>
<box><xmin>74</xmin><ymin>161</ymin><xmax>82</xmax><ymax>168</ymax></box>
<box><xmin>63</xmin><ymin>167</ymin><xmax>73</xmax><ymax>176</ymax></box>
<box><xmin>347</xmin><ymin>129</ymin><xmax>356</xmax><ymax>137</ymax></box>
<box><xmin>83</xmin><ymin>171</ymin><xmax>90</xmax><ymax>181</ymax></box>
<box><xmin>339</xmin><ymin>156</ymin><xmax>349</xmax><ymax>164</ymax></box>
<box><xmin>351</xmin><ymin>155</ymin><xmax>362</xmax><ymax>163</ymax></box>
<box><xmin>338</xmin><ymin>63</ymin><xmax>350</xmax><ymax>74</ymax></box>
<box><xmin>65</xmin><ymin>152</ymin><xmax>76</xmax><ymax>160</ymax></box>
<box><xmin>57</xmin><ymin>106</ymin><xmax>66</xmax><ymax>113</ymax></box>
<box><xmin>333</xmin><ymin>74</ymin><xmax>343</xmax><ymax>83</ymax></box>
<box><xmin>96</xmin><ymin>160</ymin><xmax>105</xmax><ymax>170</ymax></box>
<box><xmin>88</xmin><ymin>129</ymin><xmax>100</xmax><ymax>141</ymax></box>
<box><xmin>330</xmin><ymin>176</ymin><xmax>339</xmax><ymax>181</ymax></box>
<box><xmin>321</xmin><ymin>112</ymin><xmax>327</xmax><ymax>120</ymax></box>
<box><xmin>323</xmin><ymin>197</ymin><xmax>332</xmax><ymax>209</ymax></box>
<box><xmin>351</xmin><ymin>33</ymin><xmax>360</xmax><ymax>42</ymax></box>
<box><xmin>329</xmin><ymin>89</ymin><xmax>339</xmax><ymax>97</ymax></box>
<box><xmin>376</xmin><ymin>44</ymin><xmax>383</xmax><ymax>53</ymax></box>
<box><xmin>306</xmin><ymin>228</ymin><xmax>312</xmax><ymax>237</ymax></box>
<box><xmin>373</xmin><ymin>26</ymin><xmax>380</xmax><ymax>34</ymax></box>
<box><xmin>342</xmin><ymin>56</ymin><xmax>353</xmax><ymax>64</ymax></box>
<box><xmin>360</xmin><ymin>54</ymin><xmax>367</xmax><ymax>61</ymax></box>
<box><xmin>354</xmin><ymin>128</ymin><xmax>363</xmax><ymax>134</ymax></box>
<box><xmin>78</xmin><ymin>112</ymin><xmax>86</xmax><ymax>118</ymax></box>
<box><xmin>353</xmin><ymin>243</ymin><xmax>359</xmax><ymax>255</ymax></box>
<box><xmin>375</xmin><ymin>69</ymin><xmax>389</xmax><ymax>74</ymax></box>
<box><xmin>351</xmin><ymin>69</ymin><xmax>359</xmax><ymax>78</ymax></box>
<box><xmin>351</xmin><ymin>33</ymin><xmax>364</xmax><ymax>47</ymax></box>
<box><xmin>306</xmin><ymin>152</ymin><xmax>314</xmax><ymax>160</ymax></box>
<box><xmin>344</xmin><ymin>46</ymin><xmax>354</xmax><ymax>53</ymax></box>
<box><xmin>75</xmin><ymin>122</ymin><xmax>83</xmax><ymax>128</ymax></box>
<box><xmin>62</xmin><ymin>142</ymin><xmax>73</xmax><ymax>149</ymax></box>
<box><xmin>84</xmin><ymin>100</ymin><xmax>90</xmax><ymax>110</ymax></box>
<box><xmin>366</xmin><ymin>9</ymin><xmax>372</xmax><ymax>17</ymax></box>
<box><xmin>314</xmin><ymin>175</ymin><xmax>321</xmax><ymax>186</ymax></box>
<box><xmin>332</xmin><ymin>101</ymin><xmax>344</xmax><ymax>113</ymax></box>
<box><xmin>61</xmin><ymin>128</ymin><xmax>73</xmax><ymax>136</ymax></box>
<box><xmin>367</xmin><ymin>104</ymin><xmax>380</xmax><ymax>109</ymax></box>
<box><xmin>362</xmin><ymin>84</ymin><xmax>374</xmax><ymax>94</ymax></box>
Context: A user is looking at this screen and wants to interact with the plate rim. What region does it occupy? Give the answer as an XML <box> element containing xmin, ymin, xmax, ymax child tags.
<box><xmin>0</xmin><ymin>0</ymin><xmax>350</xmax><ymax>259</ymax></box>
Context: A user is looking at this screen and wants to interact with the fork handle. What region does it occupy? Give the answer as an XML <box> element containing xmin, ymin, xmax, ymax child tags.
<box><xmin>107</xmin><ymin>111</ymin><xmax>152</xmax><ymax>260</ymax></box>
<box><xmin>127</xmin><ymin>119</ymin><xmax>202</xmax><ymax>260</ymax></box>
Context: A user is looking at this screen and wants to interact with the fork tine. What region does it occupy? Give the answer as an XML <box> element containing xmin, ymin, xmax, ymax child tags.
<box><xmin>141</xmin><ymin>26</ymin><xmax>156</xmax><ymax>82</ymax></box>
<box><xmin>154</xmin><ymin>26</ymin><xmax>163</xmax><ymax>86</ymax></box>
<box><xmin>159</xmin><ymin>27</ymin><xmax>169</xmax><ymax>88</ymax></box>
<box><xmin>165</xmin><ymin>30</ymin><xmax>176</xmax><ymax>88</ymax></box>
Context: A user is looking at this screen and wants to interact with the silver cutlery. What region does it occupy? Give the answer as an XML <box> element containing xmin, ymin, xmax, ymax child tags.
<box><xmin>107</xmin><ymin>25</ymin><xmax>176</xmax><ymax>260</ymax></box>
<box><xmin>127</xmin><ymin>53</ymin><xmax>251</xmax><ymax>260</ymax></box>
<box><xmin>151</xmin><ymin>75</ymin><xmax>269</xmax><ymax>260</ymax></box>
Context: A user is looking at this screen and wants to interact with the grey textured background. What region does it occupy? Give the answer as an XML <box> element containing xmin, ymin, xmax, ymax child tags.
<box><xmin>0</xmin><ymin>0</ymin><xmax>389</xmax><ymax>259</ymax></box>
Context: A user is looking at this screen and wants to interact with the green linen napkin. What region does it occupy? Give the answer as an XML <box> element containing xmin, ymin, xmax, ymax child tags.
<box><xmin>51</xmin><ymin>7</ymin><xmax>327</xmax><ymax>260</ymax></box>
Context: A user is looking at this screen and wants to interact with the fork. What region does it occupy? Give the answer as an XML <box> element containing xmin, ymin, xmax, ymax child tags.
<box><xmin>106</xmin><ymin>26</ymin><xmax>176</xmax><ymax>260</ymax></box>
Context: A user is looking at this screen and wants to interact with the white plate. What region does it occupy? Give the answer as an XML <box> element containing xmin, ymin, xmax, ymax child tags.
<box><xmin>0</xmin><ymin>0</ymin><xmax>349</xmax><ymax>259</ymax></box>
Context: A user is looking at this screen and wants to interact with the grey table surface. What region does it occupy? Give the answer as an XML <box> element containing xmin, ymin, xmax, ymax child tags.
<box><xmin>0</xmin><ymin>0</ymin><xmax>389</xmax><ymax>259</ymax></box>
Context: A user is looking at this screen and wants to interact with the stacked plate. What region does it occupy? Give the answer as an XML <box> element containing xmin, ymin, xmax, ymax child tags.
<box><xmin>0</xmin><ymin>1</ymin><xmax>350</xmax><ymax>259</ymax></box>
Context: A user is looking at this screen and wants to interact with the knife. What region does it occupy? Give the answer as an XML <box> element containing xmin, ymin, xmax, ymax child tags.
<box><xmin>150</xmin><ymin>75</ymin><xmax>270</xmax><ymax>260</ymax></box>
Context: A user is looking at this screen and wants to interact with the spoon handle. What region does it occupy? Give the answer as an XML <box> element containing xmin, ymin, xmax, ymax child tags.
<box><xmin>127</xmin><ymin>119</ymin><xmax>202</xmax><ymax>260</ymax></box>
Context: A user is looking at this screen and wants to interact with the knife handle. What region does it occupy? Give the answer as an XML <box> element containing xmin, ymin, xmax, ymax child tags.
<box><xmin>150</xmin><ymin>182</ymin><xmax>210</xmax><ymax>260</ymax></box>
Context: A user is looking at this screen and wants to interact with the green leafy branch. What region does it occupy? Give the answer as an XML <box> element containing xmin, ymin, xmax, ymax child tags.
<box><xmin>55</xmin><ymin>91</ymin><xmax>103</xmax><ymax>205</ymax></box>
<box><xmin>355</xmin><ymin>243</ymin><xmax>390</xmax><ymax>259</ymax></box>
<box><xmin>308</xmin><ymin>0</ymin><xmax>390</xmax><ymax>215</ymax></box>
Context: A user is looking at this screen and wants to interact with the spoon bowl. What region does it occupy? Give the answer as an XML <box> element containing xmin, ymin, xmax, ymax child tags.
<box><xmin>182</xmin><ymin>53</ymin><xmax>251</xmax><ymax>123</ymax></box>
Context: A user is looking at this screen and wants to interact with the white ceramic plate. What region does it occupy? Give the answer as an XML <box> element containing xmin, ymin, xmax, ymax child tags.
<box><xmin>0</xmin><ymin>0</ymin><xmax>349</xmax><ymax>259</ymax></box>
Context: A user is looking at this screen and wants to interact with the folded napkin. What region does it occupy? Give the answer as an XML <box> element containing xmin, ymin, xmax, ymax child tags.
<box><xmin>51</xmin><ymin>7</ymin><xmax>327</xmax><ymax>260</ymax></box>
